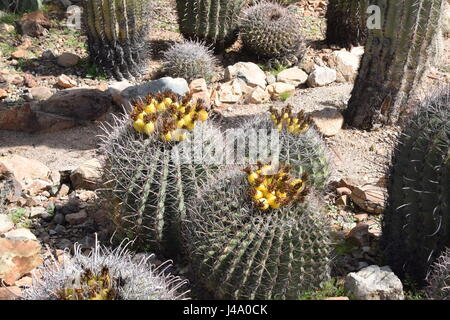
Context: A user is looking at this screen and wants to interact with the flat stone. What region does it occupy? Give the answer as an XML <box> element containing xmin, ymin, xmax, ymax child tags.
<box><xmin>310</xmin><ymin>108</ymin><xmax>344</xmax><ymax>137</ymax></box>
<box><xmin>217</xmin><ymin>80</ymin><xmax>243</xmax><ymax>104</ymax></box>
<box><xmin>224</xmin><ymin>62</ymin><xmax>267</xmax><ymax>88</ymax></box>
<box><xmin>65</xmin><ymin>210</ymin><xmax>87</xmax><ymax>225</ymax></box>
<box><xmin>4</xmin><ymin>228</ymin><xmax>37</xmax><ymax>241</ymax></box>
<box><xmin>277</xmin><ymin>67</ymin><xmax>308</xmax><ymax>86</ymax></box>
<box><xmin>29</xmin><ymin>206</ymin><xmax>46</xmax><ymax>219</ymax></box>
<box><xmin>57</xmin><ymin>74</ymin><xmax>76</xmax><ymax>88</ymax></box>
<box><xmin>0</xmin><ymin>155</ymin><xmax>58</xmax><ymax>186</ymax></box>
<box><xmin>247</xmin><ymin>87</ymin><xmax>271</xmax><ymax>104</ymax></box>
<box><xmin>266</xmin><ymin>82</ymin><xmax>295</xmax><ymax>99</ymax></box>
<box><xmin>307</xmin><ymin>66</ymin><xmax>336</xmax><ymax>87</ymax></box>
<box><xmin>70</xmin><ymin>158</ymin><xmax>102</xmax><ymax>190</ymax></box>
<box><xmin>29</xmin><ymin>86</ymin><xmax>53</xmax><ymax>101</ymax></box>
<box><xmin>350</xmin><ymin>185</ymin><xmax>387</xmax><ymax>214</ymax></box>
<box><xmin>57</xmin><ymin>52</ymin><xmax>80</xmax><ymax>67</ymax></box>
<box><xmin>0</xmin><ymin>215</ymin><xmax>14</xmax><ymax>234</ymax></box>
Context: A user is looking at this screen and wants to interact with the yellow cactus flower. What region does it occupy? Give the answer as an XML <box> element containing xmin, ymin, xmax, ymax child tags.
<box><xmin>143</xmin><ymin>122</ymin><xmax>155</xmax><ymax>136</ymax></box>
<box><xmin>144</xmin><ymin>104</ymin><xmax>156</xmax><ymax>114</ymax></box>
<box><xmin>198</xmin><ymin>110</ymin><xmax>208</xmax><ymax>122</ymax></box>
<box><xmin>133</xmin><ymin>119</ymin><xmax>145</xmax><ymax>133</ymax></box>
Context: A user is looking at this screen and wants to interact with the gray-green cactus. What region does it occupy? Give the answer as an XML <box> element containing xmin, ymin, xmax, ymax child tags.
<box><xmin>239</xmin><ymin>1</ymin><xmax>306</xmax><ymax>68</ymax></box>
<box><xmin>382</xmin><ymin>86</ymin><xmax>450</xmax><ymax>286</ymax></box>
<box><xmin>162</xmin><ymin>40</ymin><xmax>217</xmax><ymax>82</ymax></box>
<box><xmin>175</xmin><ymin>0</ymin><xmax>248</xmax><ymax>51</ymax></box>
<box><xmin>81</xmin><ymin>0</ymin><xmax>151</xmax><ymax>80</ymax></box>
<box><xmin>99</xmin><ymin>106</ymin><xmax>222</xmax><ymax>257</ymax></box>
<box><xmin>325</xmin><ymin>0</ymin><xmax>369</xmax><ymax>48</ymax></box>
<box><xmin>184</xmin><ymin>168</ymin><xmax>332</xmax><ymax>299</ymax></box>
<box><xmin>22</xmin><ymin>239</ymin><xmax>189</xmax><ymax>300</ymax></box>
<box><xmin>0</xmin><ymin>0</ymin><xmax>42</xmax><ymax>13</ymax></box>
<box><xmin>426</xmin><ymin>248</ymin><xmax>450</xmax><ymax>300</ymax></box>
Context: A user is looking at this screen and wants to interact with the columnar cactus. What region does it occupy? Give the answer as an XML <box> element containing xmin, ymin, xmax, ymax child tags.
<box><xmin>382</xmin><ymin>86</ymin><xmax>450</xmax><ymax>286</ymax></box>
<box><xmin>99</xmin><ymin>92</ymin><xmax>221</xmax><ymax>256</ymax></box>
<box><xmin>344</xmin><ymin>0</ymin><xmax>445</xmax><ymax>129</ymax></box>
<box><xmin>175</xmin><ymin>0</ymin><xmax>248</xmax><ymax>51</ymax></box>
<box><xmin>0</xmin><ymin>0</ymin><xmax>42</xmax><ymax>13</ymax></box>
<box><xmin>325</xmin><ymin>0</ymin><xmax>369</xmax><ymax>48</ymax></box>
<box><xmin>81</xmin><ymin>0</ymin><xmax>152</xmax><ymax>80</ymax></box>
<box><xmin>184</xmin><ymin>165</ymin><xmax>332</xmax><ymax>299</ymax></box>
<box><xmin>240</xmin><ymin>1</ymin><xmax>306</xmax><ymax>68</ymax></box>
<box><xmin>23</xmin><ymin>240</ymin><xmax>189</xmax><ymax>300</ymax></box>
<box><xmin>426</xmin><ymin>248</ymin><xmax>450</xmax><ymax>300</ymax></box>
<box><xmin>162</xmin><ymin>40</ymin><xmax>217</xmax><ymax>82</ymax></box>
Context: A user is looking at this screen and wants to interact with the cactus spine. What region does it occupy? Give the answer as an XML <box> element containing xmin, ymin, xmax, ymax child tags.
<box><xmin>175</xmin><ymin>0</ymin><xmax>248</xmax><ymax>51</ymax></box>
<box><xmin>344</xmin><ymin>0</ymin><xmax>445</xmax><ymax>129</ymax></box>
<box><xmin>325</xmin><ymin>0</ymin><xmax>369</xmax><ymax>48</ymax></box>
<box><xmin>81</xmin><ymin>0</ymin><xmax>151</xmax><ymax>80</ymax></box>
<box><xmin>184</xmin><ymin>168</ymin><xmax>332</xmax><ymax>299</ymax></box>
<box><xmin>426</xmin><ymin>248</ymin><xmax>450</xmax><ymax>300</ymax></box>
<box><xmin>382</xmin><ymin>86</ymin><xmax>450</xmax><ymax>286</ymax></box>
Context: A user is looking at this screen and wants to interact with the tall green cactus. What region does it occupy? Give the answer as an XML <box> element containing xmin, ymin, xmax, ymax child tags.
<box><xmin>325</xmin><ymin>0</ymin><xmax>369</xmax><ymax>48</ymax></box>
<box><xmin>0</xmin><ymin>0</ymin><xmax>42</xmax><ymax>13</ymax></box>
<box><xmin>344</xmin><ymin>0</ymin><xmax>445</xmax><ymax>129</ymax></box>
<box><xmin>382</xmin><ymin>86</ymin><xmax>450</xmax><ymax>286</ymax></box>
<box><xmin>184</xmin><ymin>169</ymin><xmax>332</xmax><ymax>299</ymax></box>
<box><xmin>81</xmin><ymin>0</ymin><xmax>151</xmax><ymax>80</ymax></box>
<box><xmin>175</xmin><ymin>0</ymin><xmax>248</xmax><ymax>51</ymax></box>
<box><xmin>99</xmin><ymin>103</ymin><xmax>222</xmax><ymax>257</ymax></box>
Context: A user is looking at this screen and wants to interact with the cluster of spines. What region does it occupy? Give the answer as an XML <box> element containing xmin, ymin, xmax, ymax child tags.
<box><xmin>244</xmin><ymin>161</ymin><xmax>309</xmax><ymax>211</ymax></box>
<box><xmin>130</xmin><ymin>91</ymin><xmax>209</xmax><ymax>142</ymax></box>
<box><xmin>269</xmin><ymin>105</ymin><xmax>311</xmax><ymax>135</ymax></box>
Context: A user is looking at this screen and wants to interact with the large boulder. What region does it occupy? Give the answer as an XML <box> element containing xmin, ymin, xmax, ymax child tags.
<box><xmin>345</xmin><ymin>265</ymin><xmax>405</xmax><ymax>300</ymax></box>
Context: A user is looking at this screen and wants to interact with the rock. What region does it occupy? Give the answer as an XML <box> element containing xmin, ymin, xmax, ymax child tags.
<box><xmin>108</xmin><ymin>79</ymin><xmax>132</xmax><ymax>108</ymax></box>
<box><xmin>345</xmin><ymin>223</ymin><xmax>374</xmax><ymax>247</ymax></box>
<box><xmin>300</xmin><ymin>60</ymin><xmax>317</xmax><ymax>74</ymax></box>
<box><xmin>345</xmin><ymin>265</ymin><xmax>405</xmax><ymax>300</ymax></box>
<box><xmin>0</xmin><ymin>23</ymin><xmax>14</xmax><ymax>33</ymax></box>
<box><xmin>4</xmin><ymin>228</ymin><xmax>37</xmax><ymax>241</ymax></box>
<box><xmin>266</xmin><ymin>82</ymin><xmax>295</xmax><ymax>99</ymax></box>
<box><xmin>0</xmin><ymin>155</ymin><xmax>58</xmax><ymax>187</ymax></box>
<box><xmin>310</xmin><ymin>108</ymin><xmax>344</xmax><ymax>137</ymax></box>
<box><xmin>0</xmin><ymin>237</ymin><xmax>42</xmax><ymax>285</ymax></box>
<box><xmin>121</xmin><ymin>77</ymin><xmax>189</xmax><ymax>110</ymax></box>
<box><xmin>57</xmin><ymin>52</ymin><xmax>80</xmax><ymax>67</ymax></box>
<box><xmin>350</xmin><ymin>185</ymin><xmax>387</xmax><ymax>214</ymax></box>
<box><xmin>23</xmin><ymin>73</ymin><xmax>37</xmax><ymax>88</ymax></box>
<box><xmin>247</xmin><ymin>87</ymin><xmax>271</xmax><ymax>104</ymax></box>
<box><xmin>77</xmin><ymin>190</ymin><xmax>97</xmax><ymax>202</ymax></box>
<box><xmin>25</xmin><ymin>179</ymin><xmax>51</xmax><ymax>196</ymax></box>
<box><xmin>65</xmin><ymin>210</ymin><xmax>88</xmax><ymax>225</ymax></box>
<box><xmin>325</xmin><ymin>297</ymin><xmax>350</xmax><ymax>300</ymax></box>
<box><xmin>37</xmin><ymin>88</ymin><xmax>112</xmax><ymax>121</ymax></box>
<box><xmin>53</xmin><ymin>213</ymin><xmax>65</xmax><ymax>225</ymax></box>
<box><xmin>350</xmin><ymin>46</ymin><xmax>365</xmax><ymax>58</ymax></box>
<box><xmin>354</xmin><ymin>213</ymin><xmax>368</xmax><ymax>223</ymax></box>
<box><xmin>335</xmin><ymin>195</ymin><xmax>348</xmax><ymax>207</ymax></box>
<box><xmin>307</xmin><ymin>66</ymin><xmax>336</xmax><ymax>87</ymax></box>
<box><xmin>11</xmin><ymin>49</ymin><xmax>28</xmax><ymax>59</ymax></box>
<box><xmin>54</xmin><ymin>224</ymin><xmax>66</xmax><ymax>234</ymax></box>
<box><xmin>56</xmin><ymin>238</ymin><xmax>72</xmax><ymax>250</ymax></box>
<box><xmin>29</xmin><ymin>206</ymin><xmax>46</xmax><ymax>219</ymax></box>
<box><xmin>15</xmin><ymin>276</ymin><xmax>32</xmax><ymax>288</ymax></box>
<box><xmin>0</xmin><ymin>88</ymin><xmax>7</xmax><ymax>99</ymax></box>
<box><xmin>189</xmin><ymin>78</ymin><xmax>210</xmax><ymax>107</ymax></box>
<box><xmin>217</xmin><ymin>80</ymin><xmax>243</xmax><ymax>104</ymax></box>
<box><xmin>57</xmin><ymin>184</ymin><xmax>70</xmax><ymax>198</ymax></box>
<box><xmin>0</xmin><ymin>215</ymin><xmax>14</xmax><ymax>234</ymax></box>
<box><xmin>91</xmin><ymin>209</ymin><xmax>111</xmax><ymax>229</ymax></box>
<box><xmin>328</xmin><ymin>49</ymin><xmax>361</xmax><ymax>83</ymax></box>
<box><xmin>224</xmin><ymin>62</ymin><xmax>267</xmax><ymax>88</ymax></box>
<box><xmin>29</xmin><ymin>86</ymin><xmax>53</xmax><ymax>101</ymax></box>
<box><xmin>70</xmin><ymin>159</ymin><xmax>102</xmax><ymax>190</ymax></box>
<box><xmin>15</xmin><ymin>11</ymin><xmax>50</xmax><ymax>37</ymax></box>
<box><xmin>276</xmin><ymin>67</ymin><xmax>308</xmax><ymax>86</ymax></box>
<box><xmin>41</xmin><ymin>49</ymin><xmax>55</xmax><ymax>60</ymax></box>
<box><xmin>0</xmin><ymin>286</ymin><xmax>22</xmax><ymax>300</ymax></box>
<box><xmin>266</xmin><ymin>74</ymin><xmax>276</xmax><ymax>85</ymax></box>
<box><xmin>57</xmin><ymin>74</ymin><xmax>76</xmax><ymax>88</ymax></box>
<box><xmin>336</xmin><ymin>187</ymin><xmax>352</xmax><ymax>196</ymax></box>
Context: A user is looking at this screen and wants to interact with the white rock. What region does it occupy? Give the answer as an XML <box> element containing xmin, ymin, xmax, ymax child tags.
<box><xmin>247</xmin><ymin>87</ymin><xmax>271</xmax><ymax>104</ymax></box>
<box><xmin>266</xmin><ymin>82</ymin><xmax>295</xmax><ymax>99</ymax></box>
<box><xmin>0</xmin><ymin>214</ymin><xmax>14</xmax><ymax>234</ymax></box>
<box><xmin>217</xmin><ymin>80</ymin><xmax>243</xmax><ymax>104</ymax></box>
<box><xmin>328</xmin><ymin>49</ymin><xmax>361</xmax><ymax>83</ymax></box>
<box><xmin>4</xmin><ymin>228</ymin><xmax>37</xmax><ymax>241</ymax></box>
<box><xmin>276</xmin><ymin>67</ymin><xmax>308</xmax><ymax>86</ymax></box>
<box><xmin>345</xmin><ymin>265</ymin><xmax>405</xmax><ymax>300</ymax></box>
<box><xmin>224</xmin><ymin>62</ymin><xmax>267</xmax><ymax>88</ymax></box>
<box><xmin>108</xmin><ymin>79</ymin><xmax>132</xmax><ymax>108</ymax></box>
<box><xmin>307</xmin><ymin>66</ymin><xmax>337</xmax><ymax>87</ymax></box>
<box><xmin>350</xmin><ymin>46</ymin><xmax>365</xmax><ymax>57</ymax></box>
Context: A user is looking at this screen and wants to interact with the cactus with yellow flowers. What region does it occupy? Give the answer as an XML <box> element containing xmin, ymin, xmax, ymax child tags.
<box><xmin>183</xmin><ymin>163</ymin><xmax>332</xmax><ymax>299</ymax></box>
<box><xmin>241</xmin><ymin>106</ymin><xmax>332</xmax><ymax>191</ymax></box>
<box><xmin>99</xmin><ymin>91</ymin><xmax>221</xmax><ymax>256</ymax></box>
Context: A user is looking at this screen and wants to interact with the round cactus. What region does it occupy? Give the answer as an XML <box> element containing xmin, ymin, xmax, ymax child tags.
<box><xmin>184</xmin><ymin>165</ymin><xmax>332</xmax><ymax>299</ymax></box>
<box><xmin>99</xmin><ymin>92</ymin><xmax>222</xmax><ymax>256</ymax></box>
<box><xmin>22</xmin><ymin>239</ymin><xmax>189</xmax><ymax>300</ymax></box>
<box><xmin>382</xmin><ymin>86</ymin><xmax>450</xmax><ymax>286</ymax></box>
<box><xmin>240</xmin><ymin>1</ymin><xmax>306</xmax><ymax>68</ymax></box>
<box><xmin>426</xmin><ymin>248</ymin><xmax>450</xmax><ymax>300</ymax></box>
<box><xmin>162</xmin><ymin>40</ymin><xmax>217</xmax><ymax>82</ymax></box>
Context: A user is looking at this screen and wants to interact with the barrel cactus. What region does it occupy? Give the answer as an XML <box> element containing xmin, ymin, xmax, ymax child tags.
<box><xmin>240</xmin><ymin>1</ymin><xmax>306</xmax><ymax>68</ymax></box>
<box><xmin>81</xmin><ymin>0</ymin><xmax>151</xmax><ymax>80</ymax></box>
<box><xmin>175</xmin><ymin>0</ymin><xmax>248</xmax><ymax>51</ymax></box>
<box><xmin>22</xmin><ymin>240</ymin><xmax>189</xmax><ymax>300</ymax></box>
<box><xmin>162</xmin><ymin>40</ymin><xmax>217</xmax><ymax>82</ymax></box>
<box><xmin>382</xmin><ymin>86</ymin><xmax>450</xmax><ymax>286</ymax></box>
<box><xmin>426</xmin><ymin>248</ymin><xmax>450</xmax><ymax>300</ymax></box>
<box><xmin>184</xmin><ymin>163</ymin><xmax>332</xmax><ymax>299</ymax></box>
<box><xmin>239</xmin><ymin>106</ymin><xmax>332</xmax><ymax>192</ymax></box>
<box><xmin>99</xmin><ymin>91</ymin><xmax>222</xmax><ymax>256</ymax></box>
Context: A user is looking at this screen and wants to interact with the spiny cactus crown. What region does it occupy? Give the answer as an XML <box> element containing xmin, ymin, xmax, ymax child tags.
<box><xmin>244</xmin><ymin>161</ymin><xmax>309</xmax><ymax>211</ymax></box>
<box><xmin>269</xmin><ymin>105</ymin><xmax>312</xmax><ymax>135</ymax></box>
<box><xmin>426</xmin><ymin>248</ymin><xmax>450</xmax><ymax>300</ymax></box>
<box><xmin>22</xmin><ymin>240</ymin><xmax>189</xmax><ymax>300</ymax></box>
<box><xmin>130</xmin><ymin>91</ymin><xmax>209</xmax><ymax>142</ymax></box>
<box><xmin>240</xmin><ymin>1</ymin><xmax>306</xmax><ymax>68</ymax></box>
<box><xmin>163</xmin><ymin>40</ymin><xmax>217</xmax><ymax>82</ymax></box>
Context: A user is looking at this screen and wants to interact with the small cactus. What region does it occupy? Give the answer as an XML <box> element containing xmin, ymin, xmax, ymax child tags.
<box><xmin>22</xmin><ymin>239</ymin><xmax>189</xmax><ymax>300</ymax></box>
<box><xmin>426</xmin><ymin>248</ymin><xmax>450</xmax><ymax>300</ymax></box>
<box><xmin>162</xmin><ymin>40</ymin><xmax>217</xmax><ymax>82</ymax></box>
<box><xmin>240</xmin><ymin>1</ymin><xmax>306</xmax><ymax>68</ymax></box>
